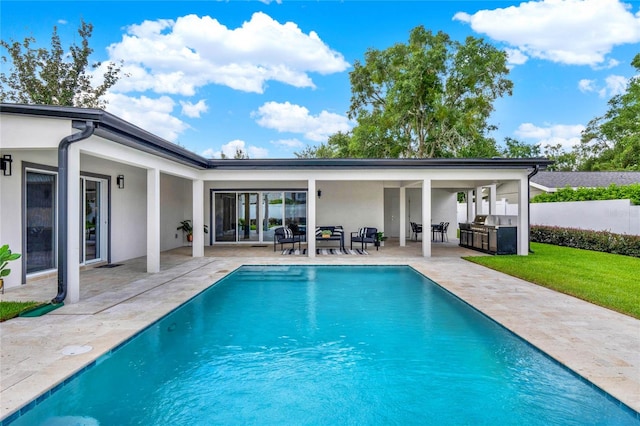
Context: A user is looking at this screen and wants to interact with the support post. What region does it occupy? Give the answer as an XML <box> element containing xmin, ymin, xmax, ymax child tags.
<box><xmin>518</xmin><ymin>177</ymin><xmax>529</xmax><ymax>255</ymax></box>
<box><xmin>192</xmin><ymin>179</ymin><xmax>204</xmax><ymax>257</ymax></box>
<box><xmin>307</xmin><ymin>179</ymin><xmax>316</xmax><ymax>258</ymax></box>
<box><xmin>422</xmin><ymin>179</ymin><xmax>431</xmax><ymax>257</ymax></box>
<box><xmin>488</xmin><ymin>184</ymin><xmax>497</xmax><ymax>215</ymax></box>
<box><xmin>466</xmin><ymin>190</ymin><xmax>474</xmax><ymax>221</ymax></box>
<box><xmin>399</xmin><ymin>187</ymin><xmax>406</xmax><ymax>246</ymax></box>
<box><xmin>66</xmin><ymin>144</ymin><xmax>81</xmax><ymax>303</ymax></box>
<box><xmin>147</xmin><ymin>168</ymin><xmax>160</xmax><ymax>272</ymax></box>
<box><xmin>475</xmin><ymin>186</ymin><xmax>484</xmax><ymax>215</ymax></box>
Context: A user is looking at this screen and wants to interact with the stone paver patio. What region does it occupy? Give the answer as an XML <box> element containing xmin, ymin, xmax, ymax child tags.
<box><xmin>1</xmin><ymin>240</ymin><xmax>639</xmax><ymax>421</ymax></box>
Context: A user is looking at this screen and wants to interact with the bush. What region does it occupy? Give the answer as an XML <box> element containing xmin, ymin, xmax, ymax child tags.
<box><xmin>531</xmin><ymin>226</ymin><xmax>640</xmax><ymax>257</ymax></box>
<box><xmin>531</xmin><ymin>183</ymin><xmax>640</xmax><ymax>205</ymax></box>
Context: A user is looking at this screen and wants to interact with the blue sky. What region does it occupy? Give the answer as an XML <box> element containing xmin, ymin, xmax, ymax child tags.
<box><xmin>2</xmin><ymin>0</ymin><xmax>639</xmax><ymax>158</ymax></box>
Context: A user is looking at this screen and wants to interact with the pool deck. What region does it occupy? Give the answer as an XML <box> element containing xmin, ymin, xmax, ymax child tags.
<box><xmin>1</xmin><ymin>240</ymin><xmax>639</xmax><ymax>421</ymax></box>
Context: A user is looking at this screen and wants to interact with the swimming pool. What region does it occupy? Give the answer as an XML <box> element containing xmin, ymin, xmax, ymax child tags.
<box><xmin>6</xmin><ymin>265</ymin><xmax>639</xmax><ymax>424</ymax></box>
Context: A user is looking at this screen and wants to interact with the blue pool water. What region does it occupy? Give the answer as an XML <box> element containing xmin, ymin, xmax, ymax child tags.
<box><xmin>7</xmin><ymin>265</ymin><xmax>639</xmax><ymax>425</ymax></box>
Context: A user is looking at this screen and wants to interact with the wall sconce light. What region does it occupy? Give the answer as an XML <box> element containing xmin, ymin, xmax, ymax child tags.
<box><xmin>0</xmin><ymin>154</ymin><xmax>12</xmax><ymax>176</ymax></box>
<box><xmin>317</xmin><ymin>189</ymin><xmax>322</xmax><ymax>198</ymax></box>
<box><xmin>116</xmin><ymin>174</ymin><xmax>125</xmax><ymax>189</ymax></box>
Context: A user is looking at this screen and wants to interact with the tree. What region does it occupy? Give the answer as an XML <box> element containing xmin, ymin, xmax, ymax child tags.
<box><xmin>1</xmin><ymin>20</ymin><xmax>123</xmax><ymax>108</ymax></box>
<box><xmin>220</xmin><ymin>148</ymin><xmax>250</xmax><ymax>159</ymax></box>
<box><xmin>313</xmin><ymin>27</ymin><xmax>512</xmax><ymax>159</ymax></box>
<box><xmin>578</xmin><ymin>53</ymin><xmax>640</xmax><ymax>171</ymax></box>
<box><xmin>501</xmin><ymin>137</ymin><xmax>541</xmax><ymax>158</ymax></box>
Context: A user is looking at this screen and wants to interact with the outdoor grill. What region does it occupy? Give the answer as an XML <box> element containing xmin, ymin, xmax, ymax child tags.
<box><xmin>459</xmin><ymin>214</ymin><xmax>518</xmax><ymax>255</ymax></box>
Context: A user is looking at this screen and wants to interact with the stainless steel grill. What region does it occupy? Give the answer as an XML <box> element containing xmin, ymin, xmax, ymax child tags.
<box><xmin>459</xmin><ymin>214</ymin><xmax>518</xmax><ymax>254</ymax></box>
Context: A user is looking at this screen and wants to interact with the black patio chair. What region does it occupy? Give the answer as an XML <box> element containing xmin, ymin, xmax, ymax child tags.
<box><xmin>351</xmin><ymin>227</ymin><xmax>378</xmax><ymax>251</ymax></box>
<box><xmin>431</xmin><ymin>222</ymin><xmax>444</xmax><ymax>241</ymax></box>
<box><xmin>432</xmin><ymin>222</ymin><xmax>449</xmax><ymax>242</ymax></box>
<box><xmin>273</xmin><ymin>226</ymin><xmax>302</xmax><ymax>251</ymax></box>
<box><xmin>410</xmin><ymin>222</ymin><xmax>423</xmax><ymax>241</ymax></box>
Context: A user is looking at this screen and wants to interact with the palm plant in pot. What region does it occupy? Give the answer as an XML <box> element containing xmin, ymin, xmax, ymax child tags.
<box><xmin>177</xmin><ymin>220</ymin><xmax>209</xmax><ymax>243</ymax></box>
<box><xmin>0</xmin><ymin>244</ymin><xmax>21</xmax><ymax>294</ymax></box>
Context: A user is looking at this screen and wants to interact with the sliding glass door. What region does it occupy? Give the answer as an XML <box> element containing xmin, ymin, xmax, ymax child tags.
<box><xmin>214</xmin><ymin>193</ymin><xmax>237</xmax><ymax>242</ymax></box>
<box><xmin>213</xmin><ymin>191</ymin><xmax>307</xmax><ymax>243</ymax></box>
<box><xmin>237</xmin><ymin>193</ymin><xmax>259</xmax><ymax>241</ymax></box>
<box><xmin>25</xmin><ymin>171</ymin><xmax>57</xmax><ymax>273</ymax></box>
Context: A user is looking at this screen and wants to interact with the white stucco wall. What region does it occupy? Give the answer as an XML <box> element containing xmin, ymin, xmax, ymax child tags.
<box><xmin>0</xmin><ymin>114</ymin><xmax>72</xmax><ymax>149</ymax></box>
<box><xmin>316</xmin><ymin>181</ymin><xmax>384</xmax><ymax>236</ymax></box>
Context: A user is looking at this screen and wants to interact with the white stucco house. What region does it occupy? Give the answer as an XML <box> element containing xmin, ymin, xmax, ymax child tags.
<box><xmin>0</xmin><ymin>104</ymin><xmax>552</xmax><ymax>303</ymax></box>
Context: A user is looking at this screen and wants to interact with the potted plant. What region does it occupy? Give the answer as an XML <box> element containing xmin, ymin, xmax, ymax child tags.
<box><xmin>177</xmin><ymin>220</ymin><xmax>209</xmax><ymax>243</ymax></box>
<box><xmin>375</xmin><ymin>231</ymin><xmax>387</xmax><ymax>247</ymax></box>
<box><xmin>0</xmin><ymin>244</ymin><xmax>21</xmax><ymax>294</ymax></box>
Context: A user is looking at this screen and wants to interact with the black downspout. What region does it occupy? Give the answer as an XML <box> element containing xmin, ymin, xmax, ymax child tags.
<box><xmin>53</xmin><ymin>122</ymin><xmax>95</xmax><ymax>304</ymax></box>
<box><xmin>527</xmin><ymin>165</ymin><xmax>540</xmax><ymax>254</ymax></box>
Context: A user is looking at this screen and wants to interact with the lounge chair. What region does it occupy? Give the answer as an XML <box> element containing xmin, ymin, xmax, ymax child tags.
<box><xmin>351</xmin><ymin>227</ymin><xmax>378</xmax><ymax>251</ymax></box>
<box><xmin>273</xmin><ymin>226</ymin><xmax>302</xmax><ymax>251</ymax></box>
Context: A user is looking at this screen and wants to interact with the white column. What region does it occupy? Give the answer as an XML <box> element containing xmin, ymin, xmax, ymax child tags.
<box><xmin>475</xmin><ymin>186</ymin><xmax>484</xmax><ymax>215</ymax></box>
<box><xmin>66</xmin><ymin>144</ymin><xmax>81</xmax><ymax>303</ymax></box>
<box><xmin>488</xmin><ymin>184</ymin><xmax>497</xmax><ymax>215</ymax></box>
<box><xmin>518</xmin><ymin>176</ymin><xmax>529</xmax><ymax>255</ymax></box>
<box><xmin>192</xmin><ymin>179</ymin><xmax>204</xmax><ymax>257</ymax></box>
<box><xmin>399</xmin><ymin>187</ymin><xmax>406</xmax><ymax>246</ymax></box>
<box><xmin>307</xmin><ymin>179</ymin><xmax>316</xmax><ymax>258</ymax></box>
<box><xmin>422</xmin><ymin>179</ymin><xmax>431</xmax><ymax>257</ymax></box>
<box><xmin>466</xmin><ymin>190</ymin><xmax>474</xmax><ymax>221</ymax></box>
<box><xmin>147</xmin><ymin>168</ymin><xmax>160</xmax><ymax>272</ymax></box>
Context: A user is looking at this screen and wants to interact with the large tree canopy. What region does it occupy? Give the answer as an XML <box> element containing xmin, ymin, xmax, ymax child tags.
<box><xmin>1</xmin><ymin>20</ymin><xmax>123</xmax><ymax>108</ymax></box>
<box><xmin>297</xmin><ymin>26</ymin><xmax>512</xmax><ymax>158</ymax></box>
<box><xmin>578</xmin><ymin>53</ymin><xmax>640</xmax><ymax>171</ymax></box>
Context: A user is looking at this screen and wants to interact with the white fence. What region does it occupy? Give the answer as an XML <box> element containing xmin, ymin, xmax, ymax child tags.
<box><xmin>457</xmin><ymin>199</ymin><xmax>640</xmax><ymax>236</ymax></box>
<box><xmin>530</xmin><ymin>199</ymin><xmax>640</xmax><ymax>236</ymax></box>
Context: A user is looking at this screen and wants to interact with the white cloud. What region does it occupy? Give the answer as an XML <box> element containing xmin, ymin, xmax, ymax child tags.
<box><xmin>578</xmin><ymin>75</ymin><xmax>628</xmax><ymax>97</ymax></box>
<box><xmin>57</xmin><ymin>19</ymin><xmax>68</xmax><ymax>25</ymax></box>
<box><xmin>180</xmin><ymin>100</ymin><xmax>208</xmax><ymax>118</ymax></box>
<box><xmin>454</xmin><ymin>0</ymin><xmax>640</xmax><ymax>66</ymax></box>
<box><xmin>514</xmin><ymin>122</ymin><xmax>585</xmax><ymax>150</ymax></box>
<box><xmin>605</xmin><ymin>74</ymin><xmax>628</xmax><ymax>96</ymax></box>
<box><xmin>578</xmin><ymin>79</ymin><xmax>597</xmax><ymax>93</ymax></box>
<box><xmin>104</xmin><ymin>93</ymin><xmax>188</xmax><ymax>142</ymax></box>
<box><xmin>505</xmin><ymin>48</ymin><xmax>528</xmax><ymax>66</ymax></box>
<box><xmin>252</xmin><ymin>101</ymin><xmax>352</xmax><ymax>142</ymax></box>
<box><xmin>272</xmin><ymin>138</ymin><xmax>305</xmax><ymax>149</ymax></box>
<box><xmin>202</xmin><ymin>140</ymin><xmax>269</xmax><ymax>159</ymax></box>
<box><xmin>107</xmin><ymin>12</ymin><xmax>349</xmax><ymax>95</ymax></box>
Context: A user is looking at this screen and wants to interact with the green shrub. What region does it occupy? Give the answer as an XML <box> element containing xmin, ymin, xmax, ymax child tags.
<box><xmin>531</xmin><ymin>226</ymin><xmax>640</xmax><ymax>257</ymax></box>
<box><xmin>531</xmin><ymin>183</ymin><xmax>640</xmax><ymax>205</ymax></box>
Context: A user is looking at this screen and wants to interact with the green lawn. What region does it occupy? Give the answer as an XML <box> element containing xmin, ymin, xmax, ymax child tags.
<box><xmin>0</xmin><ymin>301</ymin><xmax>41</xmax><ymax>322</ymax></box>
<box><xmin>464</xmin><ymin>243</ymin><xmax>640</xmax><ymax>319</ymax></box>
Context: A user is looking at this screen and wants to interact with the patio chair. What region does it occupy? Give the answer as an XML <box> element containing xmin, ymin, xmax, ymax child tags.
<box><xmin>351</xmin><ymin>227</ymin><xmax>378</xmax><ymax>251</ymax></box>
<box><xmin>410</xmin><ymin>222</ymin><xmax>422</xmax><ymax>241</ymax></box>
<box><xmin>441</xmin><ymin>222</ymin><xmax>449</xmax><ymax>242</ymax></box>
<box><xmin>273</xmin><ymin>226</ymin><xmax>302</xmax><ymax>251</ymax></box>
<box><xmin>432</xmin><ymin>222</ymin><xmax>449</xmax><ymax>242</ymax></box>
<box><xmin>431</xmin><ymin>222</ymin><xmax>444</xmax><ymax>241</ymax></box>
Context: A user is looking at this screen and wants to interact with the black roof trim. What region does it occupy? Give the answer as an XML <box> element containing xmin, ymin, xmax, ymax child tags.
<box><xmin>207</xmin><ymin>158</ymin><xmax>553</xmax><ymax>170</ymax></box>
<box><xmin>2</xmin><ymin>103</ymin><xmax>553</xmax><ymax>171</ymax></box>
